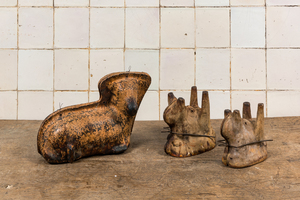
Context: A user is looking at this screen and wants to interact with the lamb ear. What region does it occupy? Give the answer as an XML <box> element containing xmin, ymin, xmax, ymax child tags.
<box><xmin>242</xmin><ymin>102</ymin><xmax>252</xmax><ymax>120</ymax></box>
<box><xmin>168</xmin><ymin>92</ymin><xmax>177</xmax><ymax>106</ymax></box>
<box><xmin>190</xmin><ymin>86</ymin><xmax>198</xmax><ymax>107</ymax></box>
<box><xmin>255</xmin><ymin>103</ymin><xmax>264</xmax><ymax>141</ymax></box>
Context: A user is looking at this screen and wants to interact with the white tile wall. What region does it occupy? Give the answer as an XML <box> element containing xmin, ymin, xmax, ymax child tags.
<box><xmin>90</xmin><ymin>49</ymin><xmax>124</xmax><ymax>90</ymax></box>
<box><xmin>0</xmin><ymin>1</ymin><xmax>299</xmax><ymax>120</ymax></box>
<box><xmin>267</xmin><ymin>7</ymin><xmax>300</xmax><ymax>48</ymax></box>
<box><xmin>90</xmin><ymin>8</ymin><xmax>124</xmax><ymax>48</ymax></box>
<box><xmin>161</xmin><ymin>8</ymin><xmax>194</xmax><ymax>48</ymax></box>
<box><xmin>0</xmin><ymin>0</ymin><xmax>17</xmax><ymax>6</ymax></box>
<box><xmin>54</xmin><ymin>49</ymin><xmax>89</xmax><ymax>90</ymax></box>
<box><xmin>231</xmin><ymin>49</ymin><xmax>265</xmax><ymax>90</ymax></box>
<box><xmin>0</xmin><ymin>50</ymin><xmax>17</xmax><ymax>90</ymax></box>
<box><xmin>0</xmin><ymin>8</ymin><xmax>17</xmax><ymax>48</ymax></box>
<box><xmin>196</xmin><ymin>49</ymin><xmax>230</xmax><ymax>90</ymax></box>
<box><xmin>231</xmin><ymin>7</ymin><xmax>265</xmax><ymax>47</ymax></box>
<box><xmin>55</xmin><ymin>8</ymin><xmax>89</xmax><ymax>48</ymax></box>
<box><xmin>126</xmin><ymin>8</ymin><xmax>159</xmax><ymax>48</ymax></box>
<box><xmin>18</xmin><ymin>50</ymin><xmax>53</xmax><ymax>90</ymax></box>
<box><xmin>196</xmin><ymin>8</ymin><xmax>230</xmax><ymax>48</ymax></box>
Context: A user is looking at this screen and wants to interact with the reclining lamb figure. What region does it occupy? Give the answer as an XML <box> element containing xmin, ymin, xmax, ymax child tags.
<box><xmin>220</xmin><ymin>102</ymin><xmax>270</xmax><ymax>168</ymax></box>
<box><xmin>37</xmin><ymin>72</ymin><xmax>151</xmax><ymax>164</ymax></box>
<box><xmin>163</xmin><ymin>86</ymin><xmax>216</xmax><ymax>157</ymax></box>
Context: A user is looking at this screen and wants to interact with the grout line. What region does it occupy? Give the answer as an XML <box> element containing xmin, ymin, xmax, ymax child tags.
<box><xmin>4</xmin><ymin>47</ymin><xmax>300</xmax><ymax>50</ymax></box>
<box><xmin>88</xmin><ymin>0</ymin><xmax>91</xmax><ymax>102</ymax></box>
<box><xmin>265</xmin><ymin>0</ymin><xmax>268</xmax><ymax>117</ymax></box>
<box><xmin>52</xmin><ymin>0</ymin><xmax>55</xmax><ymax>112</ymax></box>
<box><xmin>16</xmin><ymin>0</ymin><xmax>19</xmax><ymax>120</ymax></box>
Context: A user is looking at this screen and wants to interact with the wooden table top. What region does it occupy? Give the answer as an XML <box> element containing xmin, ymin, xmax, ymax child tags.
<box><xmin>0</xmin><ymin>117</ymin><xmax>299</xmax><ymax>199</ymax></box>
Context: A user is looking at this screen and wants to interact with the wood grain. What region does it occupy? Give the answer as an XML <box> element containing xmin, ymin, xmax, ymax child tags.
<box><xmin>0</xmin><ymin>117</ymin><xmax>300</xmax><ymax>199</ymax></box>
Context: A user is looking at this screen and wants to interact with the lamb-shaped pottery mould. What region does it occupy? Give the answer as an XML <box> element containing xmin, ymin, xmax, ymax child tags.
<box><xmin>220</xmin><ymin>102</ymin><xmax>270</xmax><ymax>168</ymax></box>
<box><xmin>37</xmin><ymin>72</ymin><xmax>151</xmax><ymax>164</ymax></box>
<box><xmin>163</xmin><ymin>86</ymin><xmax>216</xmax><ymax>157</ymax></box>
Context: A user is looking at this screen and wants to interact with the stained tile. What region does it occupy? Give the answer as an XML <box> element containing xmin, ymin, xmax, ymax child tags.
<box><xmin>136</xmin><ymin>91</ymin><xmax>159</xmax><ymax>121</ymax></box>
<box><xmin>126</xmin><ymin>8</ymin><xmax>159</xmax><ymax>48</ymax></box>
<box><xmin>267</xmin><ymin>7</ymin><xmax>300</xmax><ymax>47</ymax></box>
<box><xmin>267</xmin><ymin>49</ymin><xmax>300</xmax><ymax>90</ymax></box>
<box><xmin>19</xmin><ymin>8</ymin><xmax>53</xmax><ymax>48</ymax></box>
<box><xmin>125</xmin><ymin>50</ymin><xmax>159</xmax><ymax>91</ymax></box>
<box><xmin>54</xmin><ymin>92</ymin><xmax>88</xmax><ymax>111</ymax></box>
<box><xmin>196</xmin><ymin>8</ymin><xmax>230</xmax><ymax>48</ymax></box>
<box><xmin>0</xmin><ymin>8</ymin><xmax>17</xmax><ymax>48</ymax></box>
<box><xmin>161</xmin><ymin>8</ymin><xmax>194</xmax><ymax>48</ymax></box>
<box><xmin>231</xmin><ymin>7</ymin><xmax>265</xmax><ymax>47</ymax></box>
<box><xmin>196</xmin><ymin>49</ymin><xmax>230</xmax><ymax>90</ymax></box>
<box><xmin>160</xmin><ymin>49</ymin><xmax>194</xmax><ymax>90</ymax></box>
<box><xmin>0</xmin><ymin>91</ymin><xmax>17</xmax><ymax>120</ymax></box>
<box><xmin>55</xmin><ymin>8</ymin><xmax>89</xmax><ymax>48</ymax></box>
<box><xmin>90</xmin><ymin>50</ymin><xmax>124</xmax><ymax>90</ymax></box>
<box><xmin>231</xmin><ymin>49</ymin><xmax>265</xmax><ymax>90</ymax></box>
<box><xmin>55</xmin><ymin>50</ymin><xmax>88</xmax><ymax>90</ymax></box>
<box><xmin>18</xmin><ymin>91</ymin><xmax>53</xmax><ymax>120</ymax></box>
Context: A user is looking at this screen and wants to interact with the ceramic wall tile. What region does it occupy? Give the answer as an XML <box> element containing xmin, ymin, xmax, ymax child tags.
<box><xmin>267</xmin><ymin>7</ymin><xmax>300</xmax><ymax>47</ymax></box>
<box><xmin>206</xmin><ymin>91</ymin><xmax>230</xmax><ymax>119</ymax></box>
<box><xmin>125</xmin><ymin>50</ymin><xmax>159</xmax><ymax>91</ymax></box>
<box><xmin>0</xmin><ymin>50</ymin><xmax>17</xmax><ymax>90</ymax></box>
<box><xmin>18</xmin><ymin>0</ymin><xmax>52</xmax><ymax>6</ymax></box>
<box><xmin>267</xmin><ymin>91</ymin><xmax>300</xmax><ymax>117</ymax></box>
<box><xmin>126</xmin><ymin>8</ymin><xmax>159</xmax><ymax>48</ymax></box>
<box><xmin>267</xmin><ymin>49</ymin><xmax>300</xmax><ymax>90</ymax></box>
<box><xmin>160</xmin><ymin>49</ymin><xmax>194</xmax><ymax>90</ymax></box>
<box><xmin>196</xmin><ymin>49</ymin><xmax>230</xmax><ymax>90</ymax></box>
<box><xmin>231</xmin><ymin>0</ymin><xmax>265</xmax><ymax>5</ymax></box>
<box><xmin>267</xmin><ymin>0</ymin><xmax>300</xmax><ymax>5</ymax></box>
<box><xmin>90</xmin><ymin>8</ymin><xmax>124</xmax><ymax>48</ymax></box>
<box><xmin>232</xmin><ymin>91</ymin><xmax>266</xmax><ymax>118</ymax></box>
<box><xmin>160</xmin><ymin>0</ymin><xmax>194</xmax><ymax>6</ymax></box>
<box><xmin>19</xmin><ymin>8</ymin><xmax>53</xmax><ymax>48</ymax></box>
<box><xmin>0</xmin><ymin>8</ymin><xmax>17</xmax><ymax>48</ymax></box>
<box><xmin>231</xmin><ymin>7</ymin><xmax>265</xmax><ymax>47</ymax></box>
<box><xmin>0</xmin><ymin>91</ymin><xmax>17</xmax><ymax>120</ymax></box>
<box><xmin>54</xmin><ymin>0</ymin><xmax>89</xmax><ymax>6</ymax></box>
<box><xmin>18</xmin><ymin>91</ymin><xmax>53</xmax><ymax>120</ymax></box>
<box><xmin>54</xmin><ymin>91</ymin><xmax>88</xmax><ymax>111</ymax></box>
<box><xmin>18</xmin><ymin>50</ymin><xmax>53</xmax><ymax>90</ymax></box>
<box><xmin>126</xmin><ymin>0</ymin><xmax>159</xmax><ymax>7</ymax></box>
<box><xmin>196</xmin><ymin>0</ymin><xmax>229</xmax><ymax>6</ymax></box>
<box><xmin>160</xmin><ymin>91</ymin><xmax>191</xmax><ymax>120</ymax></box>
<box><xmin>136</xmin><ymin>91</ymin><xmax>159</xmax><ymax>121</ymax></box>
<box><xmin>55</xmin><ymin>8</ymin><xmax>89</xmax><ymax>48</ymax></box>
<box><xmin>231</xmin><ymin>49</ymin><xmax>265</xmax><ymax>90</ymax></box>
<box><xmin>90</xmin><ymin>0</ymin><xmax>124</xmax><ymax>7</ymax></box>
<box><xmin>90</xmin><ymin>49</ymin><xmax>124</xmax><ymax>90</ymax></box>
<box><xmin>55</xmin><ymin>49</ymin><xmax>88</xmax><ymax>90</ymax></box>
<box><xmin>0</xmin><ymin>0</ymin><xmax>17</xmax><ymax>6</ymax></box>
<box><xmin>196</xmin><ymin>8</ymin><xmax>229</xmax><ymax>47</ymax></box>
<box><xmin>161</xmin><ymin>8</ymin><xmax>194</xmax><ymax>48</ymax></box>
<box><xmin>89</xmin><ymin>91</ymin><xmax>100</xmax><ymax>102</ymax></box>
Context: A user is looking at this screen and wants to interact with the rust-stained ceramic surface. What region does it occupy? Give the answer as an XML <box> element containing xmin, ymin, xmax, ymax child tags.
<box><xmin>163</xmin><ymin>86</ymin><xmax>216</xmax><ymax>157</ymax></box>
<box><xmin>37</xmin><ymin>72</ymin><xmax>151</xmax><ymax>164</ymax></box>
<box><xmin>220</xmin><ymin>102</ymin><xmax>269</xmax><ymax>168</ymax></box>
